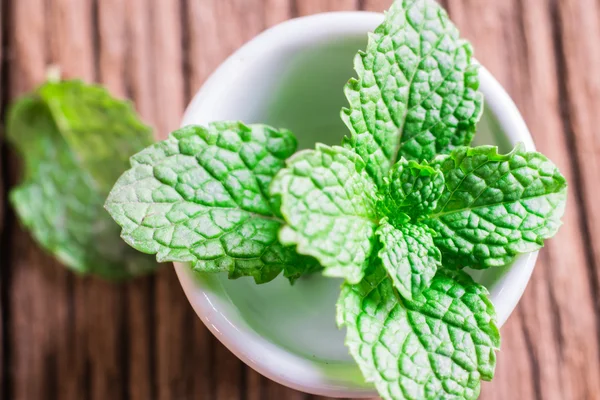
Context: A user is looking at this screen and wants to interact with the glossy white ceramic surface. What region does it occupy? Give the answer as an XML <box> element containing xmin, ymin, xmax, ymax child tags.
<box><xmin>175</xmin><ymin>12</ymin><xmax>537</xmax><ymax>398</ymax></box>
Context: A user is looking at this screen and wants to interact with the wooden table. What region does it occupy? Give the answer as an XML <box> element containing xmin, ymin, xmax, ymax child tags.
<box><xmin>1</xmin><ymin>0</ymin><xmax>599</xmax><ymax>399</ymax></box>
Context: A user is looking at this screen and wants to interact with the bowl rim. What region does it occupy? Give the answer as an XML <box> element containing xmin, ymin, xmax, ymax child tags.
<box><xmin>176</xmin><ymin>11</ymin><xmax>537</xmax><ymax>398</ymax></box>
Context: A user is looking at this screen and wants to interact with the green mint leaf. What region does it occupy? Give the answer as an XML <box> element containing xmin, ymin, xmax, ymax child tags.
<box><xmin>342</xmin><ymin>0</ymin><xmax>482</xmax><ymax>187</ymax></box>
<box><xmin>376</xmin><ymin>219</ymin><xmax>441</xmax><ymax>300</ymax></box>
<box><xmin>7</xmin><ymin>81</ymin><xmax>157</xmax><ymax>279</ymax></box>
<box><xmin>387</xmin><ymin>158</ymin><xmax>445</xmax><ymax>218</ymax></box>
<box><xmin>421</xmin><ymin>144</ymin><xmax>568</xmax><ymax>268</ymax></box>
<box><xmin>40</xmin><ymin>80</ymin><xmax>156</xmax><ymax>193</ymax></box>
<box><xmin>271</xmin><ymin>144</ymin><xmax>380</xmax><ymax>283</ymax></box>
<box><xmin>105</xmin><ymin>122</ymin><xmax>315</xmax><ymax>284</ymax></box>
<box><xmin>337</xmin><ymin>266</ymin><xmax>499</xmax><ymax>400</ymax></box>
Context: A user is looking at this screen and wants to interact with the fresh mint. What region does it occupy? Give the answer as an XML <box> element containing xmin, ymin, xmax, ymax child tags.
<box><xmin>105</xmin><ymin>122</ymin><xmax>319</xmax><ymax>284</ymax></box>
<box><xmin>271</xmin><ymin>144</ymin><xmax>379</xmax><ymax>283</ymax></box>
<box><xmin>99</xmin><ymin>0</ymin><xmax>567</xmax><ymax>398</ymax></box>
<box><xmin>422</xmin><ymin>144</ymin><xmax>567</xmax><ymax>269</ymax></box>
<box><xmin>342</xmin><ymin>0</ymin><xmax>483</xmax><ymax>187</ymax></box>
<box><xmin>337</xmin><ymin>266</ymin><xmax>500</xmax><ymax>400</ymax></box>
<box><xmin>273</xmin><ymin>142</ymin><xmax>566</xmax><ymax>290</ymax></box>
<box><xmin>269</xmin><ymin>0</ymin><xmax>567</xmax><ymax>398</ymax></box>
<box><xmin>7</xmin><ymin>80</ymin><xmax>158</xmax><ymax>279</ymax></box>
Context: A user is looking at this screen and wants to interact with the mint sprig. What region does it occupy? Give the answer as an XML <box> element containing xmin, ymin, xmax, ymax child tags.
<box><xmin>273</xmin><ymin>143</ymin><xmax>566</xmax><ymax>289</ymax></box>
<box><xmin>7</xmin><ymin>80</ymin><xmax>158</xmax><ymax>279</ymax></box>
<box><xmin>105</xmin><ymin>122</ymin><xmax>319</xmax><ymax>284</ymax></box>
<box><xmin>99</xmin><ymin>0</ymin><xmax>567</xmax><ymax>398</ymax></box>
<box><xmin>269</xmin><ymin>0</ymin><xmax>567</xmax><ymax>398</ymax></box>
<box><xmin>337</xmin><ymin>266</ymin><xmax>500</xmax><ymax>400</ymax></box>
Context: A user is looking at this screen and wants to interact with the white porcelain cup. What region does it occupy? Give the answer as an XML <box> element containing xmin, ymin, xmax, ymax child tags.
<box><xmin>176</xmin><ymin>11</ymin><xmax>537</xmax><ymax>398</ymax></box>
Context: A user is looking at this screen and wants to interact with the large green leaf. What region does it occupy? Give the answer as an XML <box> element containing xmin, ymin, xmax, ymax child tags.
<box><xmin>342</xmin><ymin>0</ymin><xmax>482</xmax><ymax>187</ymax></box>
<box><xmin>337</xmin><ymin>266</ymin><xmax>500</xmax><ymax>400</ymax></box>
<box><xmin>40</xmin><ymin>81</ymin><xmax>154</xmax><ymax>193</ymax></box>
<box><xmin>7</xmin><ymin>81</ymin><xmax>157</xmax><ymax>279</ymax></box>
<box><xmin>271</xmin><ymin>144</ymin><xmax>380</xmax><ymax>284</ymax></box>
<box><xmin>106</xmin><ymin>122</ymin><xmax>317</xmax><ymax>284</ymax></box>
<box><xmin>422</xmin><ymin>144</ymin><xmax>568</xmax><ymax>268</ymax></box>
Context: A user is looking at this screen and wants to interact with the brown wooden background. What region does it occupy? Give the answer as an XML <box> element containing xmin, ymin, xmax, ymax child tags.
<box><xmin>1</xmin><ymin>0</ymin><xmax>599</xmax><ymax>399</ymax></box>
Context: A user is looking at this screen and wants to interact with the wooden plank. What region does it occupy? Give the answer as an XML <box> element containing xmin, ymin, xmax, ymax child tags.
<box><xmin>96</xmin><ymin>0</ymin><xmax>126</xmax><ymax>98</ymax></box>
<box><xmin>547</xmin><ymin>0</ymin><xmax>600</xmax><ymax>397</ymax></box>
<box><xmin>96</xmin><ymin>2</ymin><xmax>159</xmax><ymax>400</ymax></box>
<box><xmin>123</xmin><ymin>0</ymin><xmax>155</xmax><ymax>127</ymax></box>
<box><xmin>245</xmin><ymin>369</ymin><xmax>264</xmax><ymax>400</ymax></box>
<box><xmin>183</xmin><ymin>0</ymin><xmax>221</xmax><ymax>96</ymax></box>
<box><xmin>94</xmin><ymin>3</ymin><xmax>158</xmax><ymax>400</ymax></box>
<box><xmin>47</xmin><ymin>1</ymin><xmax>132</xmax><ymax>399</ymax></box>
<box><xmin>264</xmin><ymin>0</ymin><xmax>293</xmax><ymax>26</ymax></box>
<box><xmin>296</xmin><ymin>0</ymin><xmax>359</xmax><ymax>14</ymax></box>
<box><xmin>263</xmin><ymin>382</ymin><xmax>307</xmax><ymax>400</ymax></box>
<box><xmin>0</xmin><ymin>0</ymin><xmax>6</xmax><ymax>395</ymax></box>
<box><xmin>0</xmin><ymin>0</ymin><xmax>4</xmax><ymax>230</ymax></box>
<box><xmin>6</xmin><ymin>1</ymin><xmax>81</xmax><ymax>399</ymax></box>
<box><xmin>361</xmin><ymin>0</ymin><xmax>388</xmax><ymax>11</ymax></box>
<box><xmin>8</xmin><ymin>0</ymin><xmax>46</xmax><ymax>96</ymax></box>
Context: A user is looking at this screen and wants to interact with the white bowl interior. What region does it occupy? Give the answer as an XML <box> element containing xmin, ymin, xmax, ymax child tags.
<box><xmin>178</xmin><ymin>12</ymin><xmax>537</xmax><ymax>397</ymax></box>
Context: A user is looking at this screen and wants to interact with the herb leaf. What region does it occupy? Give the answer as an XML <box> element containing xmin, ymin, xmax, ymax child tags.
<box><xmin>7</xmin><ymin>81</ymin><xmax>158</xmax><ymax>279</ymax></box>
<box><xmin>337</xmin><ymin>266</ymin><xmax>499</xmax><ymax>400</ymax></box>
<box><xmin>342</xmin><ymin>0</ymin><xmax>482</xmax><ymax>187</ymax></box>
<box><xmin>376</xmin><ymin>219</ymin><xmax>441</xmax><ymax>300</ymax></box>
<box><xmin>387</xmin><ymin>158</ymin><xmax>445</xmax><ymax>218</ymax></box>
<box><xmin>422</xmin><ymin>144</ymin><xmax>568</xmax><ymax>268</ymax></box>
<box><xmin>40</xmin><ymin>81</ymin><xmax>154</xmax><ymax>193</ymax></box>
<box><xmin>271</xmin><ymin>144</ymin><xmax>379</xmax><ymax>284</ymax></box>
<box><xmin>106</xmin><ymin>122</ymin><xmax>316</xmax><ymax>284</ymax></box>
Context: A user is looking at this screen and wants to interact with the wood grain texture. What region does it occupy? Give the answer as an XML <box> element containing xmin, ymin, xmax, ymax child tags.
<box><xmin>6</xmin><ymin>2</ymin><xmax>76</xmax><ymax>400</ymax></box>
<box><xmin>1</xmin><ymin>0</ymin><xmax>599</xmax><ymax>399</ymax></box>
<box><xmin>296</xmin><ymin>0</ymin><xmax>359</xmax><ymax>14</ymax></box>
<box><xmin>0</xmin><ymin>0</ymin><xmax>7</xmax><ymax>395</ymax></box>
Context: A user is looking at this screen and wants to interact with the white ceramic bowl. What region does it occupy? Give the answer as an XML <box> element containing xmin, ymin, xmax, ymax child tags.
<box><xmin>176</xmin><ymin>11</ymin><xmax>537</xmax><ymax>398</ymax></box>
